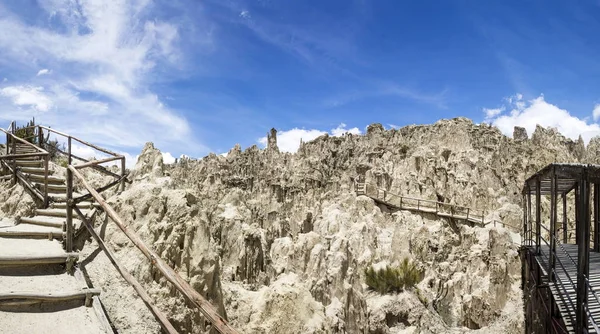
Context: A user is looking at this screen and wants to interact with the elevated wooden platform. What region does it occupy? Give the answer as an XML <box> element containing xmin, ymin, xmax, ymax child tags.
<box><xmin>534</xmin><ymin>244</ymin><xmax>600</xmax><ymax>333</ymax></box>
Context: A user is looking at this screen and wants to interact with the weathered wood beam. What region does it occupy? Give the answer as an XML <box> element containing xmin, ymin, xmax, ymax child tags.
<box><xmin>0</xmin><ymin>289</ymin><xmax>100</xmax><ymax>303</ymax></box>
<box><xmin>74</xmin><ymin>155</ymin><xmax>124</xmax><ymax>169</ymax></box>
<box><xmin>536</xmin><ymin>176</ymin><xmax>541</xmax><ymax>254</ymax></box>
<box><xmin>39</xmin><ymin>125</ymin><xmax>121</xmax><ymax>157</ymax></box>
<box><xmin>576</xmin><ymin>172</ymin><xmax>590</xmax><ymax>333</ymax></box>
<box><xmin>0</xmin><ymin>152</ymin><xmax>46</xmax><ymax>159</ymax></box>
<box><xmin>75</xmin><ymin>206</ymin><xmax>178</xmax><ymax>334</ymax></box>
<box><xmin>563</xmin><ymin>193</ymin><xmax>568</xmax><ymax>244</ymax></box>
<box><xmin>68</xmin><ymin>166</ymin><xmax>239</xmax><ymax>334</ymax></box>
<box><xmin>595</xmin><ymin>183</ymin><xmax>600</xmax><ymax>252</ymax></box>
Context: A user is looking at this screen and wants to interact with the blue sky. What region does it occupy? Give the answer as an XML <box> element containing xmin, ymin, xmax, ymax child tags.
<box><xmin>1</xmin><ymin>0</ymin><xmax>600</xmax><ymax>163</ymax></box>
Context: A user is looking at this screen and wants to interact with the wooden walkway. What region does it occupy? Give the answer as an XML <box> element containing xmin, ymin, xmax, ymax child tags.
<box><xmin>356</xmin><ymin>182</ymin><xmax>491</xmax><ymax>226</ymax></box>
<box><xmin>535</xmin><ymin>244</ymin><xmax>600</xmax><ymax>333</ymax></box>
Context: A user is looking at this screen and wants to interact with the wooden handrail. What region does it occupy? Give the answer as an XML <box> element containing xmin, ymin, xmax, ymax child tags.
<box><xmin>74</xmin><ymin>206</ymin><xmax>178</xmax><ymax>334</ymax></box>
<box><xmin>74</xmin><ymin>155</ymin><xmax>123</xmax><ymax>169</ymax></box>
<box><xmin>39</xmin><ymin>125</ymin><xmax>121</xmax><ymax>157</ymax></box>
<box><xmin>359</xmin><ymin>182</ymin><xmax>487</xmax><ymax>225</ymax></box>
<box><xmin>38</xmin><ymin>125</ymin><xmax>127</xmax><ymax>191</ymax></box>
<box><xmin>0</xmin><ymin>128</ymin><xmax>49</xmax><ymax>154</ymax></box>
<box><xmin>68</xmin><ymin>166</ymin><xmax>238</xmax><ymax>334</ymax></box>
<box><xmin>0</xmin><ymin>127</ymin><xmax>50</xmax><ymax>206</ymax></box>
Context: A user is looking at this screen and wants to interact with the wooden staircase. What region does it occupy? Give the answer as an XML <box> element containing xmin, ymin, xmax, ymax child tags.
<box><xmin>0</xmin><ymin>143</ymin><xmax>110</xmax><ymax>333</ymax></box>
<box><xmin>1</xmin><ymin>122</ymin><xmax>238</xmax><ymax>334</ymax></box>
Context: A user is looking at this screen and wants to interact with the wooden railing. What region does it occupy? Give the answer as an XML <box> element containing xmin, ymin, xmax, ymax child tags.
<box><xmin>358</xmin><ymin>182</ymin><xmax>487</xmax><ymax>225</ymax></box>
<box><xmin>37</xmin><ymin>125</ymin><xmax>128</xmax><ymax>192</ymax></box>
<box><xmin>67</xmin><ymin>166</ymin><xmax>238</xmax><ymax>334</ymax></box>
<box><xmin>0</xmin><ymin>123</ymin><xmax>50</xmax><ymax>206</ymax></box>
<box><xmin>2</xmin><ymin>121</ymin><xmax>237</xmax><ymax>332</ymax></box>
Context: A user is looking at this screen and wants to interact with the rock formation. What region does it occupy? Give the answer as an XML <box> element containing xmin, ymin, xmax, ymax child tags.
<box><xmin>2</xmin><ymin>117</ymin><xmax>599</xmax><ymax>333</ymax></box>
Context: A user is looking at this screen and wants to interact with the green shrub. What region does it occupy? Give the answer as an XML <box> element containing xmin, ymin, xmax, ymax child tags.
<box><xmin>14</xmin><ymin>118</ymin><xmax>38</xmax><ymax>144</ymax></box>
<box><xmin>364</xmin><ymin>258</ymin><xmax>423</xmax><ymax>294</ymax></box>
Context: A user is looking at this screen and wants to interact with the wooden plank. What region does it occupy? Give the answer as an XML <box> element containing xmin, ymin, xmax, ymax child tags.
<box><xmin>74</xmin><ymin>156</ymin><xmax>123</xmax><ymax>169</ymax></box>
<box><xmin>0</xmin><ymin>253</ymin><xmax>78</xmax><ymax>265</ymax></box>
<box><xmin>69</xmin><ymin>166</ymin><xmax>238</xmax><ymax>334</ymax></box>
<box><xmin>0</xmin><ymin>289</ymin><xmax>100</xmax><ymax>303</ymax></box>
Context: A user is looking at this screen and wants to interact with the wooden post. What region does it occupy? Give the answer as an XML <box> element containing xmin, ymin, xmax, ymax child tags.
<box><xmin>522</xmin><ymin>194</ymin><xmax>527</xmax><ymax>245</ymax></box>
<box><xmin>528</xmin><ymin>186</ymin><xmax>532</xmax><ymax>244</ymax></box>
<box><xmin>38</xmin><ymin>126</ymin><xmax>43</xmax><ymax>148</ymax></box>
<box><xmin>68</xmin><ymin>166</ymin><xmax>239</xmax><ymax>334</ymax></box>
<box><xmin>576</xmin><ymin>183</ymin><xmax>580</xmax><ymax>245</ymax></box>
<box><xmin>68</xmin><ymin>136</ymin><xmax>72</xmax><ymax>165</ymax></box>
<box><xmin>549</xmin><ymin>169</ymin><xmax>557</xmax><ymax>283</ymax></box>
<box><xmin>576</xmin><ymin>172</ymin><xmax>590</xmax><ymax>333</ymax></box>
<box><xmin>563</xmin><ymin>193</ymin><xmax>568</xmax><ymax>244</ymax></box>
<box><xmin>595</xmin><ymin>183</ymin><xmax>600</xmax><ymax>252</ymax></box>
<box><xmin>66</xmin><ymin>168</ymin><xmax>73</xmax><ymax>253</ymax></box>
<box><xmin>43</xmin><ymin>154</ymin><xmax>49</xmax><ymax>208</ymax></box>
<box><xmin>120</xmin><ymin>156</ymin><xmax>126</xmax><ymax>192</ymax></box>
<box><xmin>74</xmin><ymin>207</ymin><xmax>178</xmax><ymax>334</ymax></box>
<box><xmin>11</xmin><ymin>160</ymin><xmax>16</xmax><ymax>186</ymax></box>
<box><xmin>535</xmin><ymin>177</ymin><xmax>541</xmax><ymax>255</ymax></box>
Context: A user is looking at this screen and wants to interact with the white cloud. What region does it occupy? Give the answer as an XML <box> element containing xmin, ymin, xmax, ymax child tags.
<box><xmin>70</xmin><ymin>143</ymin><xmax>97</xmax><ymax>160</ymax></box>
<box><xmin>162</xmin><ymin>152</ymin><xmax>175</xmax><ymax>164</ymax></box>
<box><xmin>483</xmin><ymin>107</ymin><xmax>504</xmax><ymax>120</ymax></box>
<box><xmin>240</xmin><ymin>11</ymin><xmax>251</xmax><ymax>19</ymax></box>
<box><xmin>593</xmin><ymin>104</ymin><xmax>600</xmax><ymax>122</ymax></box>
<box><xmin>0</xmin><ymin>1</ymin><xmax>199</xmax><ymax>155</ymax></box>
<box><xmin>331</xmin><ymin>123</ymin><xmax>361</xmax><ymax>136</ymax></box>
<box><xmin>257</xmin><ymin>123</ymin><xmax>362</xmax><ymax>153</ymax></box>
<box><xmin>258</xmin><ymin>128</ymin><xmax>327</xmax><ymax>153</ymax></box>
<box><xmin>485</xmin><ymin>94</ymin><xmax>600</xmax><ymax>143</ymax></box>
<box><xmin>0</xmin><ymin>85</ymin><xmax>53</xmax><ymax>112</ymax></box>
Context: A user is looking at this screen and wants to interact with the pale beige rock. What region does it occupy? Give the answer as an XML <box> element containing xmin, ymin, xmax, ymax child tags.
<box><xmin>2</xmin><ymin>117</ymin><xmax>597</xmax><ymax>333</ymax></box>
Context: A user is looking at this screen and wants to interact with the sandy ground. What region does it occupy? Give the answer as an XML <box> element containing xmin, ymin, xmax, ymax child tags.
<box><xmin>0</xmin><ymin>217</ymin><xmax>108</xmax><ymax>334</ymax></box>
<box><xmin>0</xmin><ymin>238</ymin><xmax>66</xmax><ymax>258</ymax></box>
<box><xmin>0</xmin><ymin>306</ymin><xmax>106</xmax><ymax>334</ymax></box>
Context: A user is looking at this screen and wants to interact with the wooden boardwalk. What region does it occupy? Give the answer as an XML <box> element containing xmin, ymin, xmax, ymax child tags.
<box><xmin>535</xmin><ymin>244</ymin><xmax>600</xmax><ymax>333</ymax></box>
<box><xmin>357</xmin><ymin>182</ymin><xmax>493</xmax><ymax>226</ymax></box>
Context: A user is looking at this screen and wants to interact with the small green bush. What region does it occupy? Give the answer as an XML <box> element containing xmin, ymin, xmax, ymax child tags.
<box><xmin>364</xmin><ymin>258</ymin><xmax>423</xmax><ymax>294</ymax></box>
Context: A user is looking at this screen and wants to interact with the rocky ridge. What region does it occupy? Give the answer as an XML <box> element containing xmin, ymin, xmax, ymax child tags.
<box><xmin>1</xmin><ymin>117</ymin><xmax>595</xmax><ymax>333</ymax></box>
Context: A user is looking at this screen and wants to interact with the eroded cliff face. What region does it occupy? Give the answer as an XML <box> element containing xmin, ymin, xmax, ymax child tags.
<box><xmin>2</xmin><ymin>118</ymin><xmax>591</xmax><ymax>333</ymax></box>
<box><xmin>151</xmin><ymin>118</ymin><xmax>584</xmax><ymax>333</ymax></box>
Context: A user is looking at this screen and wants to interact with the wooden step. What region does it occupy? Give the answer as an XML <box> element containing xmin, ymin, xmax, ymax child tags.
<box><xmin>34</xmin><ymin>182</ymin><xmax>66</xmax><ymax>194</ymax></box>
<box><xmin>35</xmin><ymin>208</ymin><xmax>91</xmax><ymax>219</ymax></box>
<box><xmin>19</xmin><ymin>216</ymin><xmax>81</xmax><ymax>229</ymax></box>
<box><xmin>15</xmin><ymin>160</ymin><xmax>43</xmax><ymax>167</ymax></box>
<box><xmin>51</xmin><ymin>193</ymin><xmax>90</xmax><ymax>203</ymax></box>
<box><xmin>19</xmin><ymin>167</ymin><xmax>54</xmax><ymax>175</ymax></box>
<box><xmin>22</xmin><ymin>173</ymin><xmax>65</xmax><ymax>185</ymax></box>
<box><xmin>0</xmin><ymin>289</ymin><xmax>100</xmax><ymax>307</ymax></box>
<box><xmin>0</xmin><ymin>223</ymin><xmax>62</xmax><ymax>239</ymax></box>
<box><xmin>0</xmin><ymin>270</ymin><xmax>97</xmax><ymax>308</ymax></box>
<box><xmin>0</xmin><ymin>238</ymin><xmax>78</xmax><ymax>267</ymax></box>
<box><xmin>52</xmin><ymin>202</ymin><xmax>94</xmax><ymax>210</ymax></box>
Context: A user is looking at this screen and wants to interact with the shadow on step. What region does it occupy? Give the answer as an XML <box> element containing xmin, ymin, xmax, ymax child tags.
<box><xmin>0</xmin><ymin>264</ymin><xmax>67</xmax><ymax>277</ymax></box>
<box><xmin>0</xmin><ymin>299</ymin><xmax>85</xmax><ymax>313</ymax></box>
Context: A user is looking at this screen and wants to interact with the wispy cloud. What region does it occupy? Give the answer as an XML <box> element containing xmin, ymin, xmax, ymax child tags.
<box><xmin>0</xmin><ymin>0</ymin><xmax>201</xmax><ymax>154</ymax></box>
<box><xmin>324</xmin><ymin>83</ymin><xmax>449</xmax><ymax>109</ymax></box>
